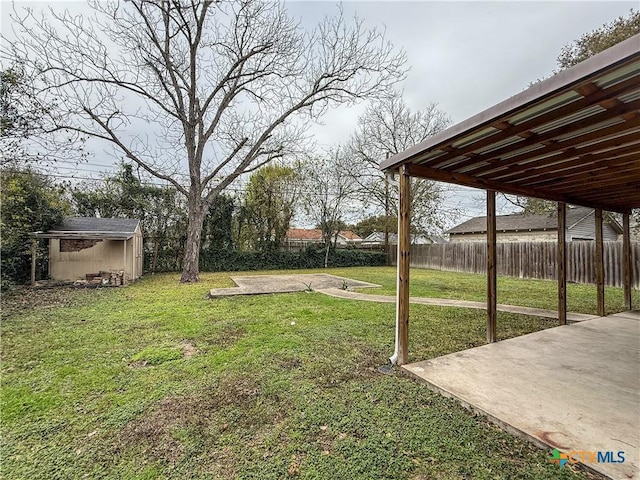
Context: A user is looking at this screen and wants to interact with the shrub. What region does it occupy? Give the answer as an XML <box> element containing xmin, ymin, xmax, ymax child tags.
<box><xmin>199</xmin><ymin>248</ymin><xmax>385</xmax><ymax>272</ymax></box>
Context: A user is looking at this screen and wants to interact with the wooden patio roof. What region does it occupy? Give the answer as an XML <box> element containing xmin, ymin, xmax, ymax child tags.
<box><xmin>380</xmin><ymin>34</ymin><xmax>640</xmax><ymax>214</ymax></box>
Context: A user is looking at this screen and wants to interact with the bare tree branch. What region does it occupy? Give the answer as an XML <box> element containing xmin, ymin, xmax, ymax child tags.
<box><xmin>2</xmin><ymin>0</ymin><xmax>406</xmax><ymax>281</ymax></box>
<box><xmin>344</xmin><ymin>91</ymin><xmax>456</xmax><ymax>234</ymax></box>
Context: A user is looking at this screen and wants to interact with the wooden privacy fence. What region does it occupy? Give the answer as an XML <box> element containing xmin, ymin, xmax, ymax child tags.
<box><xmin>388</xmin><ymin>241</ymin><xmax>640</xmax><ymax>289</ymax></box>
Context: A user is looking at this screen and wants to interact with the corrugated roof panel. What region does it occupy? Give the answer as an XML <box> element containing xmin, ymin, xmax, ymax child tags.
<box><xmin>554</xmin><ymin>117</ymin><xmax>625</xmax><ymax>141</ymax></box>
<box><xmin>500</xmin><ymin>148</ymin><xmax>559</xmax><ymax>163</ymax></box>
<box><xmin>508</xmin><ymin>91</ymin><xmax>581</xmax><ymax>125</ymax></box>
<box><xmin>430</xmin><ymin>156</ymin><xmax>473</xmax><ymax>169</ymax></box>
<box><xmin>457</xmin><ymin>162</ymin><xmax>501</xmax><ymax>174</ymax></box>
<box><xmin>567</xmin><ymin>126</ymin><xmax>640</xmax><ymax>150</ymax></box>
<box><xmin>474</xmin><ymin>135</ymin><xmax>524</xmax><ymax>155</ymax></box>
<box><xmin>419</xmin><ymin>150</ymin><xmax>448</xmax><ymax>162</ymax></box>
<box><xmin>594</xmin><ymin>60</ymin><xmax>640</xmax><ymax>89</ymax></box>
<box><xmin>619</xmin><ymin>90</ymin><xmax>640</xmax><ymax>102</ymax></box>
<box><xmin>496</xmin><ymin>143</ymin><xmax>546</xmax><ymax>160</ymax></box>
<box><xmin>451</xmin><ymin>127</ymin><xmax>496</xmax><ymax>148</ymax></box>
<box><xmin>530</xmin><ymin>105</ymin><xmax>606</xmax><ymax>134</ymax></box>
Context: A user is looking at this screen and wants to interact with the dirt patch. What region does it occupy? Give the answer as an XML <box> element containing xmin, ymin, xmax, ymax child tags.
<box><xmin>118</xmin><ymin>375</ymin><xmax>292</xmax><ymax>465</ymax></box>
<box><xmin>287</xmin><ymin>452</ymin><xmax>307</xmax><ymax>476</ymax></box>
<box><xmin>200</xmin><ymin>324</ymin><xmax>246</xmax><ymax>350</ymax></box>
<box><xmin>0</xmin><ymin>286</ymin><xmax>102</xmax><ymax>320</ymax></box>
<box><xmin>304</xmin><ymin>342</ymin><xmax>384</xmax><ymax>387</ymax></box>
<box><xmin>181</xmin><ymin>341</ymin><xmax>198</xmax><ymax>358</ymax></box>
<box><xmin>119</xmin><ymin>396</ymin><xmax>190</xmax><ymax>462</ymax></box>
<box><xmin>276</xmin><ymin>356</ymin><xmax>303</xmax><ymax>370</ymax></box>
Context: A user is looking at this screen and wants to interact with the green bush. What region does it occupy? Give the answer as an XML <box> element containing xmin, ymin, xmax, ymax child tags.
<box><xmin>199</xmin><ymin>248</ymin><xmax>385</xmax><ymax>272</ymax></box>
<box><xmin>1</xmin><ymin>169</ymin><xmax>69</xmax><ymax>285</ymax></box>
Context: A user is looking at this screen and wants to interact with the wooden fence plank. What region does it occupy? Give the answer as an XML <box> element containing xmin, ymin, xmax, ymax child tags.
<box><xmin>390</xmin><ymin>241</ymin><xmax>640</xmax><ymax>289</ymax></box>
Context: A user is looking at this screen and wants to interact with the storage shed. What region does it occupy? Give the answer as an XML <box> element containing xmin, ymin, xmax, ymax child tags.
<box><xmin>33</xmin><ymin>218</ymin><xmax>143</xmax><ymax>284</ymax></box>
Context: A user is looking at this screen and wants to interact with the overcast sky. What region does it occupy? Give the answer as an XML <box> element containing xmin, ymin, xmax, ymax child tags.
<box><xmin>2</xmin><ymin>1</ymin><xmax>637</xmax><ymax>224</ymax></box>
<box><xmin>286</xmin><ymin>1</ymin><xmax>638</xmax><ymax>221</ymax></box>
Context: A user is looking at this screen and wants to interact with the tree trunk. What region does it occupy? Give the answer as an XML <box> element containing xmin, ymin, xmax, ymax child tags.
<box><xmin>324</xmin><ymin>242</ymin><xmax>330</xmax><ymax>268</ymax></box>
<box><xmin>180</xmin><ymin>197</ymin><xmax>206</xmax><ymax>283</ymax></box>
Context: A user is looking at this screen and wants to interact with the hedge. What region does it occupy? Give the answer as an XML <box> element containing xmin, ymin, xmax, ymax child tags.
<box><xmin>198</xmin><ymin>248</ymin><xmax>386</xmax><ymax>272</ymax></box>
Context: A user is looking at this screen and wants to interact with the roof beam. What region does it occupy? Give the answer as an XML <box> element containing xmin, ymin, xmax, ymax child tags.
<box><xmin>462</xmin><ymin>119</ymin><xmax>640</xmax><ymax>179</ymax></box>
<box><xmin>490</xmin><ymin>142</ymin><xmax>640</xmax><ymax>183</ymax></box>
<box><xmin>422</xmin><ymin>76</ymin><xmax>640</xmax><ymax>168</ymax></box>
<box><xmin>406</xmin><ymin>163</ymin><xmax>629</xmax><ymax>213</ymax></box>
<box><xmin>517</xmin><ymin>157</ymin><xmax>640</xmax><ymax>188</ymax></box>
<box><xmin>449</xmin><ymin>100</ymin><xmax>640</xmax><ymax>174</ymax></box>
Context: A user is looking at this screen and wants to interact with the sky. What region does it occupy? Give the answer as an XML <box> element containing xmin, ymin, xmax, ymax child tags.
<box><xmin>1</xmin><ymin>0</ymin><xmax>637</xmax><ymax>226</ymax></box>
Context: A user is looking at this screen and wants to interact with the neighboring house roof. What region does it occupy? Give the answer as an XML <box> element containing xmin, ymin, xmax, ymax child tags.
<box><xmin>363</xmin><ymin>232</ymin><xmax>441</xmax><ymax>244</ymax></box>
<box><xmin>285</xmin><ymin>229</ymin><xmax>362</xmax><ymax>241</ymax></box>
<box><xmin>285</xmin><ymin>228</ymin><xmax>323</xmax><ymax>241</ymax></box>
<box><xmin>427</xmin><ymin>235</ymin><xmax>447</xmax><ymax>244</ymax></box>
<box><xmin>339</xmin><ymin>230</ymin><xmax>362</xmax><ymax>241</ymax></box>
<box><xmin>446</xmin><ymin>207</ymin><xmax>621</xmax><ymax>235</ymax></box>
<box><xmin>32</xmin><ymin>217</ymin><xmax>141</xmax><ymax>240</ymax></box>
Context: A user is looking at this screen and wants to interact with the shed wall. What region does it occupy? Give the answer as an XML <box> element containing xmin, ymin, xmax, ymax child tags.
<box><xmin>49</xmin><ymin>230</ymin><xmax>143</xmax><ymax>282</ymax></box>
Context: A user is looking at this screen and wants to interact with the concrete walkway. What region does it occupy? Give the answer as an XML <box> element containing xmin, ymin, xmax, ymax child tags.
<box><xmin>403</xmin><ymin>311</ymin><xmax>640</xmax><ymax>480</ymax></box>
<box><xmin>316</xmin><ymin>287</ymin><xmax>599</xmax><ymax>322</ymax></box>
<box><xmin>209</xmin><ymin>273</ymin><xmax>598</xmax><ymax>322</ymax></box>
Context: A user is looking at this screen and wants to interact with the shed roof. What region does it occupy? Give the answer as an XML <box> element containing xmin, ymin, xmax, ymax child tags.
<box><xmin>32</xmin><ymin>217</ymin><xmax>140</xmax><ymax>240</ymax></box>
<box><xmin>446</xmin><ymin>206</ymin><xmax>621</xmax><ymax>234</ymax></box>
<box><xmin>380</xmin><ymin>34</ymin><xmax>640</xmax><ymax>214</ymax></box>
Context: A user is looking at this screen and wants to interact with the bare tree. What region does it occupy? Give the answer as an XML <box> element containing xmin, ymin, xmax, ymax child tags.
<box><xmin>345</xmin><ymin>92</ymin><xmax>453</xmax><ymax>236</ymax></box>
<box><xmin>3</xmin><ymin>0</ymin><xmax>406</xmax><ymax>281</ymax></box>
<box><xmin>301</xmin><ymin>149</ymin><xmax>356</xmax><ymax>268</ymax></box>
<box><xmin>1</xmin><ymin>64</ymin><xmax>86</xmax><ymax>167</ymax></box>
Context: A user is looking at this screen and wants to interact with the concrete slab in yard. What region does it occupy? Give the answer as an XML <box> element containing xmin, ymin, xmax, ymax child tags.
<box><xmin>403</xmin><ymin>311</ymin><xmax>640</xmax><ymax>480</ymax></box>
<box><xmin>209</xmin><ymin>273</ymin><xmax>379</xmax><ymax>298</ymax></box>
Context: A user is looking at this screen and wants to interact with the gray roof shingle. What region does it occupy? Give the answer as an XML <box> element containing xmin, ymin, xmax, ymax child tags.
<box><xmin>446</xmin><ymin>207</ymin><xmax>594</xmax><ymax>235</ymax></box>
<box><xmin>51</xmin><ymin>217</ymin><xmax>140</xmax><ymax>234</ymax></box>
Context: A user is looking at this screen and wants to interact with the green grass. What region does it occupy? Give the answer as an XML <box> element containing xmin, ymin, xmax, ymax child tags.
<box><xmin>1</xmin><ymin>266</ymin><xmax>624</xmax><ymax>480</ymax></box>
<box><xmin>130</xmin><ymin>346</ymin><xmax>184</xmax><ymax>366</ymax></box>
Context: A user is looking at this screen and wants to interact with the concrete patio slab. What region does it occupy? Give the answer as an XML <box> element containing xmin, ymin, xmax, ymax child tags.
<box><xmin>208</xmin><ymin>273</ymin><xmax>379</xmax><ymax>298</ymax></box>
<box><xmin>403</xmin><ymin>312</ymin><xmax>640</xmax><ymax>480</ymax></box>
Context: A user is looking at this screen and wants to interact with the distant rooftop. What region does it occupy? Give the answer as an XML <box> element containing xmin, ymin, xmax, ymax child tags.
<box><xmin>446</xmin><ymin>206</ymin><xmax>612</xmax><ymax>235</ymax></box>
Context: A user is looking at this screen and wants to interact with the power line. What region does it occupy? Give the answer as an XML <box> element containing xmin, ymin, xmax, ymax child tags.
<box><xmin>2</xmin><ymin>168</ymin><xmax>482</xmax><ymax>213</ymax></box>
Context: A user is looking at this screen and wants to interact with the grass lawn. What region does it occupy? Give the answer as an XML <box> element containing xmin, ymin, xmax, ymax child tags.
<box><xmin>1</xmin><ymin>266</ymin><xmax>621</xmax><ymax>480</ymax></box>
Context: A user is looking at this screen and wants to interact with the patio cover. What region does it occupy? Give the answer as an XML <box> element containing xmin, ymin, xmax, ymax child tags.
<box><xmin>380</xmin><ymin>34</ymin><xmax>640</xmax><ymax>214</ymax></box>
<box><xmin>380</xmin><ymin>35</ymin><xmax>638</xmax><ymax>369</ymax></box>
<box><xmin>378</xmin><ymin>35</ymin><xmax>639</xmax><ymax>476</ymax></box>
